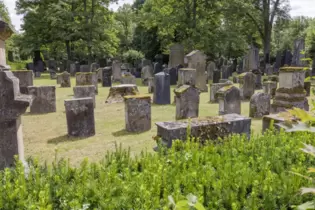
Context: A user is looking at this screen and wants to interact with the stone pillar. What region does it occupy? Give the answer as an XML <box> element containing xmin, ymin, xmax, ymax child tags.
<box><xmin>75</xmin><ymin>72</ymin><xmax>98</xmax><ymax>94</ymax></box>
<box><xmin>112</xmin><ymin>60</ymin><xmax>122</xmax><ymax>82</ymax></box>
<box><xmin>210</xmin><ymin>81</ymin><xmax>233</xmax><ymax>103</ymax></box>
<box><xmin>73</xmin><ymin>85</ymin><xmax>96</xmax><ymax>108</ymax></box>
<box><xmin>177</xmin><ymin>68</ymin><xmax>196</xmax><ymax>86</ymax></box>
<box><xmin>175</xmin><ymin>85</ymin><xmax>200</xmax><ymax>120</ymax></box>
<box><xmin>249</xmin><ymin>93</ymin><xmax>271</xmax><ymax>118</ymax></box>
<box><xmin>154</xmin><ymin>72</ymin><xmax>170</xmax><ymax>104</ymax></box>
<box><xmin>102</xmin><ymin>67</ymin><xmax>112</xmax><ymax>87</ymax></box>
<box><xmin>28</xmin><ymin>86</ymin><xmax>56</xmax><ymax>114</ymax></box>
<box><xmin>238</xmin><ymin>72</ymin><xmax>256</xmax><ymax>100</ymax></box>
<box><xmin>124</xmin><ymin>95</ymin><xmax>151</xmax><ymax>132</ymax></box>
<box><xmin>12</xmin><ymin>70</ymin><xmax>34</xmax><ymax>94</ymax></box>
<box><xmin>217</xmin><ymin>85</ymin><xmax>241</xmax><ymax>115</ymax></box>
<box><xmin>263</xmin><ymin>81</ymin><xmax>277</xmax><ymax>98</ymax></box>
<box><xmin>168</xmin><ymin>43</ymin><xmax>184</xmax><ymax>68</ymax></box>
<box><xmin>60</xmin><ymin>72</ymin><xmax>71</xmax><ymax>87</ymax></box>
<box><xmin>0</xmin><ymin>71</ymin><xmax>31</xmax><ymax>170</ymax></box>
<box><xmin>64</xmin><ymin>97</ymin><xmax>95</xmax><ymax>137</ymax></box>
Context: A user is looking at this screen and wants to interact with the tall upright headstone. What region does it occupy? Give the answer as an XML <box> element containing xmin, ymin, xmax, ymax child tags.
<box><xmin>168</xmin><ymin>44</ymin><xmax>185</xmax><ymax>68</ymax></box>
<box><xmin>153</xmin><ymin>72</ymin><xmax>171</xmax><ymax>104</ymax></box>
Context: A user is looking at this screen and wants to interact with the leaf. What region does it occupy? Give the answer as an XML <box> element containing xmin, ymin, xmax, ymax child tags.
<box><xmin>297</xmin><ymin>201</ymin><xmax>315</xmax><ymax>210</ymax></box>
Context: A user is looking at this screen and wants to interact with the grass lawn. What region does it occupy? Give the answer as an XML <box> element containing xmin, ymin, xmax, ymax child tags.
<box><xmin>21</xmin><ymin>73</ymin><xmax>298</xmax><ymax>165</ymax></box>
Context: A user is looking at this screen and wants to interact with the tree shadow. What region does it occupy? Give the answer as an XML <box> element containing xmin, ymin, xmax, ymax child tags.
<box><xmin>47</xmin><ymin>135</ymin><xmax>89</xmax><ymax>144</ymax></box>
<box><xmin>112</xmin><ymin>129</ymin><xmax>147</xmax><ymax>137</ymax></box>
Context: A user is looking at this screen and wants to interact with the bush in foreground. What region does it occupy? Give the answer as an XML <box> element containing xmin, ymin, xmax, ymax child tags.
<box><xmin>1</xmin><ymin>131</ymin><xmax>315</xmax><ymax>209</ymax></box>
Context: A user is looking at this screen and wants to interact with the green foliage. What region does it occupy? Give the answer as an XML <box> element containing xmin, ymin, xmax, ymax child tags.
<box><xmin>122</xmin><ymin>49</ymin><xmax>144</xmax><ymax>64</ymax></box>
<box><xmin>1</xmin><ymin>132</ymin><xmax>315</xmax><ymax>209</ymax></box>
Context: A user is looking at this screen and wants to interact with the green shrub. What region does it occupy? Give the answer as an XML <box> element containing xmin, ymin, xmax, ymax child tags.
<box><xmin>1</xmin><ymin>131</ymin><xmax>314</xmax><ymax>209</ymax></box>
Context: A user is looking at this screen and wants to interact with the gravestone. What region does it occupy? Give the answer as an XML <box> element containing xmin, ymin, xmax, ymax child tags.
<box><xmin>207</xmin><ymin>61</ymin><xmax>215</xmax><ymax>81</ymax></box>
<box><xmin>304</xmin><ymin>80</ymin><xmax>311</xmax><ymax>97</ymax></box>
<box><xmin>168</xmin><ymin>43</ymin><xmax>185</xmax><ymax>68</ymax></box>
<box><xmin>148</xmin><ymin>77</ymin><xmax>154</xmax><ymax>93</ymax></box>
<box><xmin>217</xmin><ymin>85</ymin><xmax>241</xmax><ymax>115</ymax></box>
<box><xmin>0</xmin><ymin>71</ymin><xmax>31</xmax><ymax>170</ymax></box>
<box><xmin>185</xmin><ymin>50</ymin><xmax>208</xmax><ymax>92</ymax></box>
<box><xmin>210</xmin><ymin>81</ymin><xmax>233</xmax><ymax>103</ymax></box>
<box><xmin>112</xmin><ymin>60</ymin><xmax>122</xmax><ymax>82</ymax></box>
<box><xmin>292</xmin><ymin>39</ymin><xmax>306</xmax><ymax>67</ymax></box>
<box><xmin>124</xmin><ymin>95</ymin><xmax>151</xmax><ymax>132</ymax></box>
<box><xmin>141</xmin><ymin>65</ymin><xmax>154</xmax><ymax>85</ymax></box>
<box><xmin>80</xmin><ymin>65</ymin><xmax>90</xmax><ymax>72</ymax></box>
<box><xmin>213</xmin><ymin>70</ymin><xmax>221</xmax><ymax>83</ymax></box>
<box><xmin>249</xmin><ymin>93</ymin><xmax>271</xmax><ymax>118</ymax></box>
<box><xmin>174</xmin><ymin>85</ymin><xmax>200</xmax><ymax>120</ymax></box>
<box><xmin>75</xmin><ymin>72</ymin><xmax>98</xmax><ymax>94</ymax></box>
<box><xmin>106</xmin><ymin>84</ymin><xmax>139</xmax><ymax>103</ymax></box>
<box><xmin>64</xmin><ymin>97</ymin><xmax>95</xmax><ymax>137</ymax></box>
<box><xmin>102</xmin><ymin>67</ymin><xmax>112</xmax><ymax>87</ymax></box>
<box><xmin>121</xmin><ymin>72</ymin><xmax>136</xmax><ymax>85</ymax></box>
<box><xmin>60</xmin><ymin>72</ymin><xmax>71</xmax><ymax>88</ymax></box>
<box><xmin>12</xmin><ymin>70</ymin><xmax>33</xmax><ymax>94</ymax></box>
<box><xmin>73</xmin><ymin>85</ymin><xmax>96</xmax><ymax>108</ymax></box>
<box><xmin>177</xmin><ymin>68</ymin><xmax>196</xmax><ymax>86</ymax></box>
<box><xmin>238</xmin><ymin>72</ymin><xmax>256</xmax><ymax>100</ymax></box>
<box><xmin>156</xmin><ymin>114</ymin><xmax>251</xmax><ymax>147</ymax></box>
<box><xmin>154</xmin><ymin>72</ymin><xmax>171</xmax><ymax>104</ymax></box>
<box><xmin>28</xmin><ymin>86</ymin><xmax>56</xmax><ymax>114</ymax></box>
<box><xmin>263</xmin><ymin>81</ymin><xmax>277</xmax><ymax>98</ymax></box>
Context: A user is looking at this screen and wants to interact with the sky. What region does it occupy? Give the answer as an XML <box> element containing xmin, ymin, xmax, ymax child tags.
<box><xmin>3</xmin><ymin>0</ymin><xmax>315</xmax><ymax>32</ymax></box>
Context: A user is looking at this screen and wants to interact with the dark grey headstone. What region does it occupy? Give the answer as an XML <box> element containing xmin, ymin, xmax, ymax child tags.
<box><xmin>153</xmin><ymin>72</ymin><xmax>171</xmax><ymax>105</ymax></box>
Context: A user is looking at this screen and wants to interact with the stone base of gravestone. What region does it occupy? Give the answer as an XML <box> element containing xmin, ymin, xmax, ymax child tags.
<box><xmin>102</xmin><ymin>67</ymin><xmax>112</xmax><ymax>87</ymax></box>
<box><xmin>73</xmin><ymin>85</ymin><xmax>96</xmax><ymax>108</ymax></box>
<box><xmin>304</xmin><ymin>81</ymin><xmax>311</xmax><ymax>97</ymax></box>
<box><xmin>124</xmin><ymin>95</ymin><xmax>151</xmax><ymax>132</ymax></box>
<box><xmin>154</xmin><ymin>72</ymin><xmax>171</xmax><ymax>104</ymax></box>
<box><xmin>174</xmin><ymin>85</ymin><xmax>200</xmax><ymax>120</ymax></box>
<box><xmin>75</xmin><ymin>72</ymin><xmax>98</xmax><ymax>94</ymax></box>
<box><xmin>217</xmin><ymin>85</ymin><xmax>241</xmax><ymax>115</ymax></box>
<box><xmin>64</xmin><ymin>97</ymin><xmax>95</xmax><ymax>137</ymax></box>
<box><xmin>262</xmin><ymin>113</ymin><xmax>297</xmax><ymax>133</ymax></box>
<box><xmin>238</xmin><ymin>72</ymin><xmax>256</xmax><ymax>100</ymax></box>
<box><xmin>213</xmin><ymin>70</ymin><xmax>221</xmax><ymax>83</ymax></box>
<box><xmin>263</xmin><ymin>81</ymin><xmax>277</xmax><ymax>98</ymax></box>
<box><xmin>249</xmin><ymin>93</ymin><xmax>271</xmax><ymax>118</ymax></box>
<box><xmin>156</xmin><ymin>114</ymin><xmax>251</xmax><ymax>148</ymax></box>
<box><xmin>148</xmin><ymin>77</ymin><xmax>154</xmax><ymax>93</ymax></box>
<box><xmin>105</xmin><ymin>84</ymin><xmax>139</xmax><ymax>104</ymax></box>
<box><xmin>209</xmin><ymin>81</ymin><xmax>233</xmax><ymax>103</ymax></box>
<box><xmin>177</xmin><ymin>68</ymin><xmax>196</xmax><ymax>86</ymax></box>
<box><xmin>28</xmin><ymin>86</ymin><xmax>56</xmax><ymax>114</ymax></box>
<box><xmin>12</xmin><ymin>70</ymin><xmax>34</xmax><ymax>94</ymax></box>
<box><xmin>60</xmin><ymin>72</ymin><xmax>71</xmax><ymax>88</ymax></box>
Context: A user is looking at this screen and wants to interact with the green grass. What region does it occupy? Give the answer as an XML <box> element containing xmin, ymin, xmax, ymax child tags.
<box><xmin>21</xmin><ymin>74</ymin><xmax>304</xmax><ymax>165</ymax></box>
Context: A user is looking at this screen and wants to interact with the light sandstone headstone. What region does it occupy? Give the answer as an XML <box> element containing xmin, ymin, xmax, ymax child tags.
<box><xmin>238</xmin><ymin>72</ymin><xmax>256</xmax><ymax>100</ymax></box>
<box><xmin>217</xmin><ymin>85</ymin><xmax>241</xmax><ymax>115</ymax></box>
<box><xmin>75</xmin><ymin>72</ymin><xmax>98</xmax><ymax>94</ymax></box>
<box><xmin>154</xmin><ymin>72</ymin><xmax>171</xmax><ymax>105</ymax></box>
<box><xmin>102</xmin><ymin>67</ymin><xmax>112</xmax><ymax>87</ymax></box>
<box><xmin>124</xmin><ymin>95</ymin><xmax>151</xmax><ymax>132</ymax></box>
<box><xmin>263</xmin><ymin>81</ymin><xmax>277</xmax><ymax>98</ymax></box>
<box><xmin>112</xmin><ymin>60</ymin><xmax>122</xmax><ymax>82</ymax></box>
<box><xmin>185</xmin><ymin>50</ymin><xmax>208</xmax><ymax>92</ymax></box>
<box><xmin>0</xmin><ymin>71</ymin><xmax>31</xmax><ymax>170</ymax></box>
<box><xmin>64</xmin><ymin>97</ymin><xmax>95</xmax><ymax>137</ymax></box>
<box><xmin>177</xmin><ymin>68</ymin><xmax>196</xmax><ymax>86</ymax></box>
<box><xmin>73</xmin><ymin>85</ymin><xmax>96</xmax><ymax>108</ymax></box>
<box><xmin>60</xmin><ymin>71</ymin><xmax>71</xmax><ymax>88</ymax></box>
<box><xmin>168</xmin><ymin>43</ymin><xmax>185</xmax><ymax>68</ymax></box>
<box><xmin>249</xmin><ymin>93</ymin><xmax>271</xmax><ymax>118</ymax></box>
<box><xmin>174</xmin><ymin>85</ymin><xmax>200</xmax><ymax>120</ymax></box>
<box><xmin>11</xmin><ymin>70</ymin><xmax>33</xmax><ymax>94</ymax></box>
<box><xmin>210</xmin><ymin>81</ymin><xmax>233</xmax><ymax>103</ymax></box>
<box><xmin>105</xmin><ymin>84</ymin><xmax>139</xmax><ymax>104</ymax></box>
<box><xmin>28</xmin><ymin>86</ymin><xmax>56</xmax><ymax>114</ymax></box>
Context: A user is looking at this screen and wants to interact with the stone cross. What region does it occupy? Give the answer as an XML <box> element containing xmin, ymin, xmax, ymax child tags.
<box><xmin>174</xmin><ymin>85</ymin><xmax>200</xmax><ymax>120</ymax></box>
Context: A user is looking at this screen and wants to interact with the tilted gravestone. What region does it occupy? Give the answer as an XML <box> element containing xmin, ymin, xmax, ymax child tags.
<box><xmin>177</xmin><ymin>68</ymin><xmax>196</xmax><ymax>86</ymax></box>
<box><xmin>12</xmin><ymin>70</ymin><xmax>33</xmax><ymax>94</ymax></box>
<box><xmin>28</xmin><ymin>86</ymin><xmax>56</xmax><ymax>114</ymax></box>
<box><xmin>64</xmin><ymin>97</ymin><xmax>95</xmax><ymax>137</ymax></box>
<box><xmin>168</xmin><ymin>43</ymin><xmax>185</xmax><ymax>68</ymax></box>
<box><xmin>249</xmin><ymin>93</ymin><xmax>271</xmax><ymax>118</ymax></box>
<box><xmin>75</xmin><ymin>72</ymin><xmax>98</xmax><ymax>94</ymax></box>
<box><xmin>217</xmin><ymin>85</ymin><xmax>241</xmax><ymax>115</ymax></box>
<box><xmin>263</xmin><ymin>81</ymin><xmax>277</xmax><ymax>98</ymax></box>
<box><xmin>73</xmin><ymin>85</ymin><xmax>96</xmax><ymax>108</ymax></box>
<box><xmin>124</xmin><ymin>95</ymin><xmax>151</xmax><ymax>132</ymax></box>
<box><xmin>59</xmin><ymin>72</ymin><xmax>71</xmax><ymax>88</ymax></box>
<box><xmin>112</xmin><ymin>60</ymin><xmax>122</xmax><ymax>82</ymax></box>
<box><xmin>154</xmin><ymin>72</ymin><xmax>171</xmax><ymax>105</ymax></box>
<box><xmin>210</xmin><ymin>81</ymin><xmax>233</xmax><ymax>103</ymax></box>
<box><xmin>0</xmin><ymin>71</ymin><xmax>32</xmax><ymax>170</ymax></box>
<box><xmin>238</xmin><ymin>72</ymin><xmax>256</xmax><ymax>100</ymax></box>
<box><xmin>174</xmin><ymin>85</ymin><xmax>200</xmax><ymax>120</ymax></box>
<box><xmin>102</xmin><ymin>67</ymin><xmax>112</xmax><ymax>87</ymax></box>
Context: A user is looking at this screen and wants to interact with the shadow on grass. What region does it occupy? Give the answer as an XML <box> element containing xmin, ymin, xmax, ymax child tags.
<box><xmin>47</xmin><ymin>135</ymin><xmax>89</xmax><ymax>144</ymax></box>
<box><xmin>112</xmin><ymin>129</ymin><xmax>147</xmax><ymax>137</ymax></box>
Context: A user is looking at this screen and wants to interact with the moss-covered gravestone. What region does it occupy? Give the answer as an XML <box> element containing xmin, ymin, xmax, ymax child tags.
<box><xmin>11</xmin><ymin>70</ymin><xmax>33</xmax><ymax>94</ymax></box>
<box><xmin>217</xmin><ymin>85</ymin><xmax>241</xmax><ymax>115</ymax></box>
<box><xmin>75</xmin><ymin>72</ymin><xmax>98</xmax><ymax>94</ymax></box>
<box><xmin>177</xmin><ymin>68</ymin><xmax>196</xmax><ymax>86</ymax></box>
<box><xmin>249</xmin><ymin>93</ymin><xmax>271</xmax><ymax>118</ymax></box>
<box><xmin>174</xmin><ymin>85</ymin><xmax>200</xmax><ymax>120</ymax></box>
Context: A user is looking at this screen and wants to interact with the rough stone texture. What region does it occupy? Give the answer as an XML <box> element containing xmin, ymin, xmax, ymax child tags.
<box><xmin>185</xmin><ymin>50</ymin><xmax>208</xmax><ymax>92</ymax></box>
<box><xmin>124</xmin><ymin>95</ymin><xmax>151</xmax><ymax>132</ymax></box>
<box><xmin>262</xmin><ymin>113</ymin><xmax>297</xmax><ymax>133</ymax></box>
<box><xmin>75</xmin><ymin>72</ymin><xmax>98</xmax><ymax>94</ymax></box>
<box><xmin>141</xmin><ymin>65</ymin><xmax>154</xmax><ymax>85</ymax></box>
<box><xmin>0</xmin><ymin>71</ymin><xmax>31</xmax><ymax>170</ymax></box>
<box><xmin>213</xmin><ymin>70</ymin><xmax>221</xmax><ymax>83</ymax></box>
<box><xmin>156</xmin><ymin>114</ymin><xmax>251</xmax><ymax>147</ymax></box>
<box><xmin>121</xmin><ymin>73</ymin><xmax>136</xmax><ymax>85</ymax></box>
<box><xmin>28</xmin><ymin>86</ymin><xmax>56</xmax><ymax>114</ymax></box>
<box><xmin>12</xmin><ymin>70</ymin><xmax>33</xmax><ymax>94</ymax></box>
<box><xmin>73</xmin><ymin>85</ymin><xmax>96</xmax><ymax>108</ymax></box>
<box><xmin>154</xmin><ymin>72</ymin><xmax>171</xmax><ymax>104</ymax></box>
<box><xmin>64</xmin><ymin>97</ymin><xmax>95</xmax><ymax>137</ymax></box>
<box><xmin>148</xmin><ymin>77</ymin><xmax>154</xmax><ymax>93</ymax></box>
<box><xmin>105</xmin><ymin>84</ymin><xmax>139</xmax><ymax>104</ymax></box>
<box><xmin>217</xmin><ymin>86</ymin><xmax>241</xmax><ymax>115</ymax></box>
<box><xmin>112</xmin><ymin>60</ymin><xmax>122</xmax><ymax>82</ymax></box>
<box><xmin>210</xmin><ymin>81</ymin><xmax>233</xmax><ymax>103</ymax></box>
<box><xmin>102</xmin><ymin>67</ymin><xmax>112</xmax><ymax>87</ymax></box>
<box><xmin>263</xmin><ymin>81</ymin><xmax>277</xmax><ymax>98</ymax></box>
<box><xmin>80</xmin><ymin>65</ymin><xmax>90</xmax><ymax>72</ymax></box>
<box><xmin>60</xmin><ymin>72</ymin><xmax>71</xmax><ymax>88</ymax></box>
<box><xmin>239</xmin><ymin>72</ymin><xmax>256</xmax><ymax>100</ymax></box>
<box><xmin>304</xmin><ymin>81</ymin><xmax>311</xmax><ymax>97</ymax></box>
<box><xmin>249</xmin><ymin>93</ymin><xmax>271</xmax><ymax>118</ymax></box>
<box><xmin>207</xmin><ymin>61</ymin><xmax>215</xmax><ymax>81</ymax></box>
<box><xmin>177</xmin><ymin>68</ymin><xmax>196</xmax><ymax>86</ymax></box>
<box><xmin>174</xmin><ymin>85</ymin><xmax>200</xmax><ymax>120</ymax></box>
<box><xmin>168</xmin><ymin>43</ymin><xmax>185</xmax><ymax>68</ymax></box>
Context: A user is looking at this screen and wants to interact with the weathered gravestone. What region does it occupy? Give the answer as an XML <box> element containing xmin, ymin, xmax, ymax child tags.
<box><xmin>102</xmin><ymin>67</ymin><xmax>112</xmax><ymax>87</ymax></box>
<box><xmin>292</xmin><ymin>39</ymin><xmax>306</xmax><ymax>67</ymax></box>
<box><xmin>12</xmin><ymin>70</ymin><xmax>33</xmax><ymax>94</ymax></box>
<box><xmin>213</xmin><ymin>70</ymin><xmax>221</xmax><ymax>83</ymax></box>
<box><xmin>59</xmin><ymin>72</ymin><xmax>71</xmax><ymax>88</ymax></box>
<box><xmin>80</xmin><ymin>65</ymin><xmax>90</xmax><ymax>72</ymax></box>
<box><xmin>249</xmin><ymin>93</ymin><xmax>271</xmax><ymax>118</ymax></box>
<box><xmin>263</xmin><ymin>81</ymin><xmax>277</xmax><ymax>98</ymax></box>
<box><xmin>210</xmin><ymin>81</ymin><xmax>233</xmax><ymax>103</ymax></box>
<box><xmin>73</xmin><ymin>85</ymin><xmax>96</xmax><ymax>108</ymax></box>
<box><xmin>168</xmin><ymin>43</ymin><xmax>185</xmax><ymax>68</ymax></box>
<box><xmin>207</xmin><ymin>61</ymin><xmax>215</xmax><ymax>81</ymax></box>
<box><xmin>0</xmin><ymin>71</ymin><xmax>31</xmax><ymax>170</ymax></box>
<box><xmin>155</xmin><ymin>114</ymin><xmax>251</xmax><ymax>148</ymax></box>
<box><xmin>177</xmin><ymin>68</ymin><xmax>196</xmax><ymax>86</ymax></box>
<box><xmin>121</xmin><ymin>72</ymin><xmax>136</xmax><ymax>85</ymax></box>
<box><xmin>154</xmin><ymin>72</ymin><xmax>171</xmax><ymax>105</ymax></box>
<box><xmin>75</xmin><ymin>72</ymin><xmax>98</xmax><ymax>94</ymax></box>
<box><xmin>148</xmin><ymin>77</ymin><xmax>154</xmax><ymax>93</ymax></box>
<box><xmin>185</xmin><ymin>50</ymin><xmax>208</xmax><ymax>92</ymax></box>
<box><xmin>112</xmin><ymin>60</ymin><xmax>122</xmax><ymax>82</ymax></box>
<box><xmin>124</xmin><ymin>95</ymin><xmax>151</xmax><ymax>132</ymax></box>
<box><xmin>28</xmin><ymin>86</ymin><xmax>56</xmax><ymax>114</ymax></box>
<box><xmin>217</xmin><ymin>85</ymin><xmax>241</xmax><ymax>115</ymax></box>
<box><xmin>174</xmin><ymin>85</ymin><xmax>200</xmax><ymax>120</ymax></box>
<box><xmin>106</xmin><ymin>84</ymin><xmax>139</xmax><ymax>104</ymax></box>
<box><xmin>238</xmin><ymin>72</ymin><xmax>256</xmax><ymax>100</ymax></box>
<box><xmin>271</xmin><ymin>67</ymin><xmax>309</xmax><ymax>113</ymax></box>
<box><xmin>64</xmin><ymin>97</ymin><xmax>95</xmax><ymax>137</ymax></box>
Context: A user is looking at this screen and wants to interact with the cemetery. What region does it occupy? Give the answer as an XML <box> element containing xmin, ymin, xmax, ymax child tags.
<box><xmin>2</xmin><ymin>0</ymin><xmax>315</xmax><ymax>209</ymax></box>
